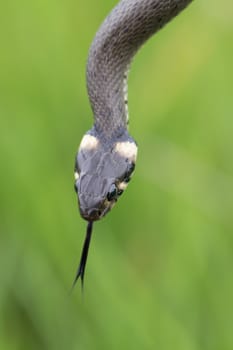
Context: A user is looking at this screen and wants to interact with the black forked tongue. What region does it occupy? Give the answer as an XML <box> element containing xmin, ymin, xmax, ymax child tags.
<box><xmin>72</xmin><ymin>221</ymin><xmax>93</xmax><ymax>290</ymax></box>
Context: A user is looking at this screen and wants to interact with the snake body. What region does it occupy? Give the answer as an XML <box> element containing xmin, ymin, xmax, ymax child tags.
<box><xmin>73</xmin><ymin>0</ymin><xmax>193</xmax><ymax>287</ymax></box>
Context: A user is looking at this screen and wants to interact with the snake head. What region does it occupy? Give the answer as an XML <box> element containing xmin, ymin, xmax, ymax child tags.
<box><xmin>74</xmin><ymin>130</ymin><xmax>138</xmax><ymax>221</ymax></box>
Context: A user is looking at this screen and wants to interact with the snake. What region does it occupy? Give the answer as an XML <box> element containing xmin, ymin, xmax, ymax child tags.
<box><xmin>73</xmin><ymin>0</ymin><xmax>193</xmax><ymax>288</ymax></box>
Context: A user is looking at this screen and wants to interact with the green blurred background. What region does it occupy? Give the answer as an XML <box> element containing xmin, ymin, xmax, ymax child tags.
<box><xmin>0</xmin><ymin>0</ymin><xmax>233</xmax><ymax>349</ymax></box>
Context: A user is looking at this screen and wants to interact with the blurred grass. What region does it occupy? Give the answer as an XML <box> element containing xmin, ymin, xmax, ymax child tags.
<box><xmin>0</xmin><ymin>0</ymin><xmax>233</xmax><ymax>349</ymax></box>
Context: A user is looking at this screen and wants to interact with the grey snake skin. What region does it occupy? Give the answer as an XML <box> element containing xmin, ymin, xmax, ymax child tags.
<box><xmin>73</xmin><ymin>0</ymin><xmax>193</xmax><ymax>287</ymax></box>
<box><xmin>87</xmin><ymin>0</ymin><xmax>193</xmax><ymax>140</ymax></box>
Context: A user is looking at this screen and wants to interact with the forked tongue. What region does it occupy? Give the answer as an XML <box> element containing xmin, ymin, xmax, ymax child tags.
<box><xmin>72</xmin><ymin>221</ymin><xmax>93</xmax><ymax>290</ymax></box>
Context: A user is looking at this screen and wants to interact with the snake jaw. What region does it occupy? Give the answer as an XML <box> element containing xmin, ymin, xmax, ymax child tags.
<box><xmin>78</xmin><ymin>196</ymin><xmax>117</xmax><ymax>221</ymax></box>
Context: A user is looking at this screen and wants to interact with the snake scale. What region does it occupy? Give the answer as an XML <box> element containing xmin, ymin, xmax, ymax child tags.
<box><xmin>73</xmin><ymin>0</ymin><xmax>193</xmax><ymax>288</ymax></box>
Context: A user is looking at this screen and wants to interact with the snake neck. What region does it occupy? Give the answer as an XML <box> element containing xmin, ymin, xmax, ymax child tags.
<box><xmin>86</xmin><ymin>0</ymin><xmax>193</xmax><ymax>139</ymax></box>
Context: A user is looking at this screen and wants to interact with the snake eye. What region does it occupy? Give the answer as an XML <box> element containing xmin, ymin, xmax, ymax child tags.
<box><xmin>107</xmin><ymin>184</ymin><xmax>117</xmax><ymax>201</ymax></box>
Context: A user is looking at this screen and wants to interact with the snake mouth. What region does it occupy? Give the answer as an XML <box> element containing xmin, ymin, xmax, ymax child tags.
<box><xmin>79</xmin><ymin>199</ymin><xmax>116</xmax><ymax>221</ymax></box>
<box><xmin>80</xmin><ymin>208</ymin><xmax>102</xmax><ymax>221</ymax></box>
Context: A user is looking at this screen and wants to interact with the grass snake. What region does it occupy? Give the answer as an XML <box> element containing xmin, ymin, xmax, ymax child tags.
<box><xmin>73</xmin><ymin>0</ymin><xmax>193</xmax><ymax>288</ymax></box>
